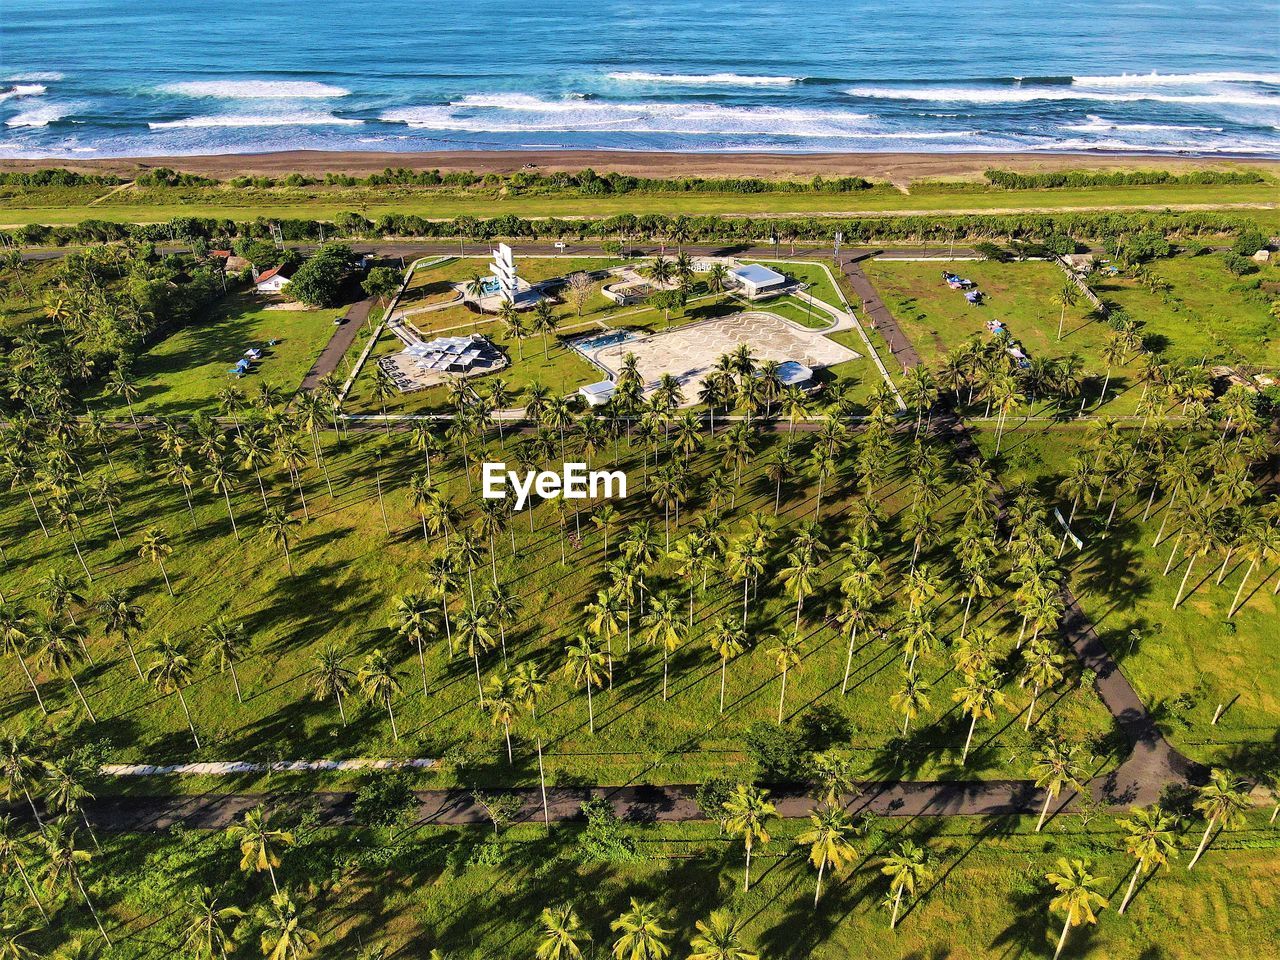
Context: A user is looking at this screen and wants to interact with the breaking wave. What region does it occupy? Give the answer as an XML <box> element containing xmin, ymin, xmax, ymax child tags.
<box><xmin>158</xmin><ymin>80</ymin><xmax>351</xmax><ymax>99</ymax></box>
<box><xmin>607</xmin><ymin>72</ymin><xmax>802</xmax><ymax>86</ymax></box>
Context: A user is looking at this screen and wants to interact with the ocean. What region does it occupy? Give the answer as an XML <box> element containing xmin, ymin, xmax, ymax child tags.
<box><xmin>1</xmin><ymin>0</ymin><xmax>1279</xmax><ymax>159</ymax></box>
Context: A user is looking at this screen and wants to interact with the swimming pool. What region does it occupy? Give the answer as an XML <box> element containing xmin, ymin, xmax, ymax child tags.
<box><xmin>570</xmin><ymin>329</ymin><xmax>636</xmax><ymax>356</ymax></box>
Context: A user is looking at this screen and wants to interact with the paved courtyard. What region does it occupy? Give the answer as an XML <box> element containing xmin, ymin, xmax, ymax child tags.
<box><xmin>591</xmin><ymin>311</ymin><xmax>860</xmax><ymax>399</ymax></box>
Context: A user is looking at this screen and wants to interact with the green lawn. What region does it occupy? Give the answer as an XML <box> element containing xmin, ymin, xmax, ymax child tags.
<box><xmin>2</xmin><ymin>423</ymin><xmax>1118</xmax><ymax>788</ymax></box>
<box><xmin>1093</xmin><ymin>254</ymin><xmax>1280</xmax><ymax>367</ymax></box>
<box><xmin>4</xmin><ymin>180</ymin><xmax>1279</xmax><ymax>226</ymax></box>
<box><xmin>22</xmin><ymin>811</ymin><xmax>1278</xmax><ymax>959</ymax></box>
<box><xmin>85</xmin><ymin>291</ymin><xmax>344</xmax><ymax>418</ymax></box>
<box><xmin>971</xmin><ymin>422</ymin><xmax>1280</xmax><ymax>770</ymax></box>
<box><xmin>865</xmin><ymin>258</ymin><xmax>1140</xmax><ymax>412</ymax></box>
<box><xmin>759</xmin><ymin>295</ymin><xmax>837</xmax><ymax>329</ymax></box>
<box><xmin>757</xmin><ymin>259</ymin><xmax>846</xmax><ymax>309</ymax></box>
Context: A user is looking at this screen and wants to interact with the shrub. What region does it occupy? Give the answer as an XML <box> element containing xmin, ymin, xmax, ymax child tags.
<box><xmin>745</xmin><ymin>721</ymin><xmax>808</xmax><ymax>782</ymax></box>
<box><xmin>575</xmin><ymin>797</ymin><xmax>642</xmax><ymax>862</ymax></box>
<box><xmin>352</xmin><ymin>772</ymin><xmax>419</xmax><ymax>827</ymax></box>
<box><xmin>1222</xmin><ymin>252</ymin><xmax>1259</xmax><ymax>276</ymax></box>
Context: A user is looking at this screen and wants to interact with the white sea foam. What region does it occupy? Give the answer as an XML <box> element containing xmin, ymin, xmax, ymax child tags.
<box><xmin>6</xmin><ymin>72</ymin><xmax>63</xmax><ymax>82</ymax></box>
<box><xmin>5</xmin><ymin>105</ymin><xmax>68</xmax><ymax>128</ymax></box>
<box><xmin>149</xmin><ymin>113</ymin><xmax>363</xmax><ymax>129</ymax></box>
<box><xmin>1061</xmin><ymin>116</ymin><xmax>1225</xmax><ymax>134</ymax></box>
<box><xmin>608</xmin><ymin>71</ymin><xmax>801</xmax><ymax>86</ymax></box>
<box><xmin>383</xmin><ymin>96</ymin><xmax>875</xmax><ymax>137</ymax></box>
<box><xmin>1073</xmin><ymin>71</ymin><xmax>1280</xmax><ymax>86</ymax></box>
<box><xmin>0</xmin><ymin>84</ymin><xmax>48</xmax><ymax>102</ymax></box>
<box><xmin>843</xmin><ymin>85</ymin><xmax>1279</xmax><ymax>107</ymax></box>
<box><xmin>1045</xmin><ymin>137</ymin><xmax>1280</xmax><ymax>154</ymax></box>
<box><xmin>158</xmin><ymin>80</ymin><xmax>351</xmax><ymax>99</ymax></box>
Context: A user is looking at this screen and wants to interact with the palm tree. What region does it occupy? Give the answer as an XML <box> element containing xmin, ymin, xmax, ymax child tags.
<box><xmin>0</xmin><ymin>736</ymin><xmax>45</xmax><ymax>830</ymax></box>
<box><xmin>641</xmin><ymin>592</ymin><xmax>684</xmax><ymax>701</ymax></box>
<box><xmin>536</xmin><ymin>903</ymin><xmax>590</xmax><ymax>960</ymax></box>
<box><xmin>1020</xmin><ymin>638</ymin><xmax>1066</xmax><ymax>730</ymax></box>
<box><xmin>881</xmin><ymin>839</ymin><xmax>935</xmax><ymax>930</ymax></box>
<box><xmin>40</xmin><ymin>823</ymin><xmax>112</xmax><ymax>945</ymax></box>
<box><xmin>391</xmin><ymin>592</ymin><xmax>436</xmax><ymax>695</ymax></box>
<box><xmin>1187</xmin><ymin>768</ymin><xmax>1249</xmax><ymax>870</ymax></box>
<box><xmin>890</xmin><ymin>670</ymin><xmax>931</xmax><ymax>736</ymax></box>
<box><xmin>1116</xmin><ymin>806</ymin><xmax>1179</xmax><ymax>914</ymax></box>
<box><xmin>139</xmin><ymin>526</ymin><xmax>175</xmax><ymax>596</ymax></box>
<box><xmin>1030</xmin><ymin>738</ymin><xmax>1087</xmax><ymax>832</ymax></box>
<box><xmin>771</xmin><ymin>634</ymin><xmax>803</xmax><ymax>723</ymax></box>
<box><xmin>952</xmin><ymin>667</ymin><xmax>1006</xmax><ymax>765</ymax></box>
<box><xmin>511</xmin><ymin>660</ymin><xmax>547</xmax><ymax>721</ymax></box>
<box><xmin>311</xmin><ymin>645</ymin><xmax>355</xmax><ymax>725</ymax></box>
<box><xmin>564</xmin><ymin>635</ymin><xmax>606</xmax><ymax>734</ymax></box>
<box><xmin>797</xmin><ymin>807</ymin><xmax>858</xmax><ymax>905</ymax></box>
<box><xmin>0</xmin><ymin>604</ymin><xmax>46</xmax><ymax>714</ymax></box>
<box><xmin>182</xmin><ymin>885</ymin><xmax>246</xmax><ymax>959</ymax></box>
<box><xmin>1045</xmin><ymin>858</ymin><xmax>1108</xmax><ymax>960</ymax></box>
<box><xmin>202</xmin><ymin>618</ymin><xmax>248</xmax><ymax>704</ymax></box>
<box><xmin>258</xmin><ymin>890</ymin><xmax>318</xmax><ymax>959</ymax></box>
<box><xmin>610</xmin><ymin>898</ymin><xmax>671</xmax><ymax>960</ymax></box>
<box><xmin>263</xmin><ymin>506</ymin><xmax>300</xmax><ymax>575</ymax></box>
<box><xmin>483</xmin><ymin>671</ymin><xmax>521</xmax><ymax>762</ymax></box>
<box><xmin>688</xmin><ymin>910</ymin><xmax>757</xmax><ymax>960</ymax></box>
<box><xmin>708</xmin><ymin>618</ymin><xmax>747</xmax><ymax>714</ymax></box>
<box><xmin>358</xmin><ymin>649</ymin><xmax>404</xmax><ymax>741</ymax></box>
<box><xmin>1228</xmin><ymin>519</ymin><xmax>1280</xmax><ymax>617</ymax></box>
<box><xmin>204</xmin><ymin>455</ymin><xmax>241</xmax><ymax>540</ymax></box>
<box><xmin>0</xmin><ymin>915</ymin><xmax>36</xmax><ymax>959</ymax></box>
<box><xmin>0</xmin><ymin>815</ymin><xmax>46</xmax><ymax>920</ymax></box>
<box><xmin>591</xmin><ymin>504</ymin><xmax>621</xmax><ymax>559</ymax></box>
<box><xmin>145</xmin><ymin>637</ymin><xmax>201</xmax><ymax>748</ymax></box>
<box><xmin>229</xmin><ymin>805</ymin><xmax>294</xmax><ymax>895</ymax></box>
<box><xmin>1053</xmin><ymin>281</ymin><xmax>1079</xmax><ymax>341</ymax></box>
<box><xmin>34</xmin><ymin>617</ymin><xmax>96</xmax><ymax>721</ymax></box>
<box><xmin>723</xmin><ymin>784</ymin><xmax>774</xmax><ymax>891</ymax></box>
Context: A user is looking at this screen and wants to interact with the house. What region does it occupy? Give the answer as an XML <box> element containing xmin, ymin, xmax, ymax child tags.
<box><xmin>729</xmin><ymin>263</ymin><xmax>788</xmax><ymax>300</ymax></box>
<box><xmin>578</xmin><ymin>380</ymin><xmax>616</xmax><ymax>407</ymax></box>
<box><xmin>254</xmin><ymin>264</ymin><xmax>294</xmax><ymax>294</ymax></box>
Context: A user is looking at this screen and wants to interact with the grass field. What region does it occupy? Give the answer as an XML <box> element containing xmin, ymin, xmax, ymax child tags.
<box><xmin>1</xmin><ymin>422</ymin><xmax>1123</xmax><ymax>789</ymax></box>
<box><xmin>3</xmin><ymin>179</ymin><xmax>1278</xmax><ymax>227</ymax></box>
<box><xmin>1093</xmin><ymin>254</ymin><xmax>1280</xmax><ymax>367</ymax></box>
<box><xmin>21</xmin><ymin>810</ymin><xmax>1278</xmax><ymax>958</ymax></box>
<box><xmin>84</xmin><ymin>292</ymin><xmax>345</xmax><ymax>418</ymax></box>
<box><xmin>971</xmin><ymin>422</ymin><xmax>1280</xmax><ymax>771</ymax></box>
<box><xmin>865</xmin><ymin>258</ymin><xmax>1146</xmax><ymax>412</ymax></box>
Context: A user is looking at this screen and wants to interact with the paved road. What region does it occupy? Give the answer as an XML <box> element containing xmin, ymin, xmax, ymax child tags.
<box><xmin>839</xmin><ymin>255</ymin><xmax>921</xmax><ymax>371</ymax></box>
<box><xmin>299</xmin><ymin>296</ymin><xmax>373</xmax><ymax>391</ymax></box>
<box><xmin>80</xmin><ymin>780</ymin><xmax>1049</xmax><ymax>832</ymax></box>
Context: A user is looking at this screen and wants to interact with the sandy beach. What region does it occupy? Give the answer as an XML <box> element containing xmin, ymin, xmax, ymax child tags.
<box><xmin>2</xmin><ymin>150</ymin><xmax>1275</xmax><ymax>183</ymax></box>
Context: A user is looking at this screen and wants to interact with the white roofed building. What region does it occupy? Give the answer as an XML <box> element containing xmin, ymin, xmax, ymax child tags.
<box><xmin>729</xmin><ymin>263</ymin><xmax>788</xmax><ymax>300</ymax></box>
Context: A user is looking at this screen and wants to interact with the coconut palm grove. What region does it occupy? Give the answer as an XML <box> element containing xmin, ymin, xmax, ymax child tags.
<box><xmin>0</xmin><ymin>159</ymin><xmax>1277</xmax><ymax>959</ymax></box>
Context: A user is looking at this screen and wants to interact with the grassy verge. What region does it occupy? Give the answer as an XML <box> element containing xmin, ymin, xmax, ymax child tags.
<box><xmin>4</xmin><ymin>181</ymin><xmax>1279</xmax><ymax>226</ymax></box>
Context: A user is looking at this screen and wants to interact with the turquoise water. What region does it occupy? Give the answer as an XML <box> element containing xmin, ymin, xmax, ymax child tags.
<box><xmin>2</xmin><ymin>0</ymin><xmax>1278</xmax><ymax>157</ymax></box>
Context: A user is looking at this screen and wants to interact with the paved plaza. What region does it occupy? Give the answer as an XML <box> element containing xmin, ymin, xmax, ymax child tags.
<box><xmin>590</xmin><ymin>311</ymin><xmax>860</xmax><ymax>399</ymax></box>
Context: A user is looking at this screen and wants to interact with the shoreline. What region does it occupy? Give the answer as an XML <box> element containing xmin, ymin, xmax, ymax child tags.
<box><xmin>2</xmin><ymin>148</ymin><xmax>1276</xmax><ymax>182</ymax></box>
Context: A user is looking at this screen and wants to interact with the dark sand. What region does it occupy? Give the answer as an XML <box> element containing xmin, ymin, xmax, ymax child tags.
<box><xmin>1</xmin><ymin>149</ymin><xmax>1275</xmax><ymax>183</ymax></box>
